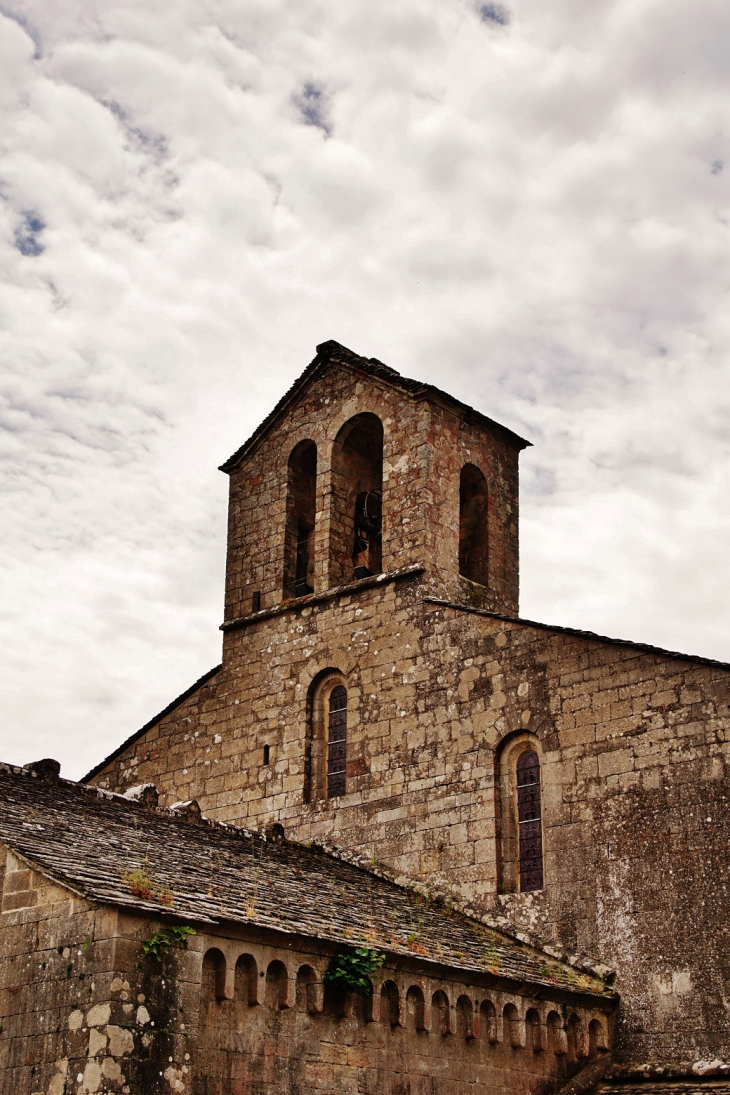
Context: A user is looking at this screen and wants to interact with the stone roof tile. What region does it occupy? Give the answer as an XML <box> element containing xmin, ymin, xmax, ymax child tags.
<box><xmin>0</xmin><ymin>763</ymin><xmax>612</xmax><ymax>1001</ymax></box>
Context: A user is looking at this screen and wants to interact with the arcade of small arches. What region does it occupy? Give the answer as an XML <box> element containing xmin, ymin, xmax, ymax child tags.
<box><xmin>200</xmin><ymin>941</ymin><xmax>610</xmax><ymax>1062</ymax></box>
<box><xmin>280</xmin><ymin>412</ymin><xmax>491</xmax><ymax>606</ymax></box>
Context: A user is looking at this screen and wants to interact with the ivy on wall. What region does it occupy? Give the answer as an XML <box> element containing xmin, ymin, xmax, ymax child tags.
<box><xmin>324</xmin><ymin>946</ymin><xmax>385</xmax><ymax>995</ymax></box>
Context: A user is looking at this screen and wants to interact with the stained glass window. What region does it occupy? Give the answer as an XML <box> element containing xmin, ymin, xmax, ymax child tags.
<box><xmin>327</xmin><ymin>685</ymin><xmax>347</xmax><ymax>798</ymax></box>
<box><xmin>517</xmin><ymin>749</ymin><xmax>543</xmax><ymax>891</ymax></box>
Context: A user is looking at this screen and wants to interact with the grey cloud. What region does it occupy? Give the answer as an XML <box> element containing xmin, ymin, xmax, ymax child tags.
<box><xmin>0</xmin><ymin>5</ymin><xmax>42</xmax><ymax>58</ymax></box>
<box><xmin>103</xmin><ymin>100</ymin><xmax>169</xmax><ymax>161</ymax></box>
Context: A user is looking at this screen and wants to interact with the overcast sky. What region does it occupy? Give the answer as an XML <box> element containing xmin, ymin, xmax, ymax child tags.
<box><xmin>1</xmin><ymin>0</ymin><xmax>729</xmax><ymax>779</ymax></box>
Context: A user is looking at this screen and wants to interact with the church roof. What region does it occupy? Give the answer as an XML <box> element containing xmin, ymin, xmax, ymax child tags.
<box><xmin>0</xmin><ymin>762</ymin><xmax>612</xmax><ymax>1002</ymax></box>
<box><xmin>219</xmin><ymin>340</ymin><xmax>531</xmax><ymax>473</ymax></box>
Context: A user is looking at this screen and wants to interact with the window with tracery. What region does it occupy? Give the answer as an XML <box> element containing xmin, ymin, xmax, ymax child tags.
<box><xmin>516</xmin><ymin>749</ymin><xmax>543</xmax><ymax>891</ymax></box>
<box><xmin>327</xmin><ymin>685</ymin><xmax>347</xmax><ymax>798</ymax></box>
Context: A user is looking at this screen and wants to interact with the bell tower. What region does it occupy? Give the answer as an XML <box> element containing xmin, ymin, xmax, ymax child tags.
<box><xmin>219</xmin><ymin>341</ymin><xmax>529</xmax><ymax>628</ymax></box>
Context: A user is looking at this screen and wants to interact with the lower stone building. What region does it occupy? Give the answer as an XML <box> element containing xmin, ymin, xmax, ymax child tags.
<box><xmin>0</xmin><ymin>762</ymin><xmax>617</xmax><ymax>1095</ymax></box>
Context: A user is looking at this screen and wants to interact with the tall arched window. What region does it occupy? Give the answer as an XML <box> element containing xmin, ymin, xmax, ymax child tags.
<box><xmin>284</xmin><ymin>440</ymin><xmax>317</xmax><ymax>599</ymax></box>
<box><xmin>459</xmin><ymin>463</ymin><xmax>488</xmax><ymax>586</ymax></box>
<box><xmin>329</xmin><ymin>413</ymin><xmax>383</xmax><ymax>586</ymax></box>
<box><xmin>327</xmin><ymin>684</ymin><xmax>348</xmax><ymax>798</ymax></box>
<box><xmin>516</xmin><ymin>749</ymin><xmax>543</xmax><ymax>892</ymax></box>
<box><xmin>497</xmin><ymin>734</ymin><xmax>545</xmax><ymax>894</ymax></box>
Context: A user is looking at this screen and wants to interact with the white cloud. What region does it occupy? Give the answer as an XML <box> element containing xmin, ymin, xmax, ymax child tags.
<box><xmin>0</xmin><ymin>0</ymin><xmax>728</xmax><ymax>777</ymax></box>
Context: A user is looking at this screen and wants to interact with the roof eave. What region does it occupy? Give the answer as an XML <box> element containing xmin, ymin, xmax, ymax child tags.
<box><xmin>81</xmin><ymin>664</ymin><xmax>222</xmax><ymax>784</ymax></box>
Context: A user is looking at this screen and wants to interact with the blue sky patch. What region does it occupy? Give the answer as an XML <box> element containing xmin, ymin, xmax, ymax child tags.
<box><xmin>14</xmin><ymin>212</ymin><xmax>45</xmax><ymax>257</ymax></box>
<box><xmin>294</xmin><ymin>83</ymin><xmax>331</xmax><ymax>136</ymax></box>
<box><xmin>479</xmin><ymin>4</ymin><xmax>510</xmax><ymax>25</ymax></box>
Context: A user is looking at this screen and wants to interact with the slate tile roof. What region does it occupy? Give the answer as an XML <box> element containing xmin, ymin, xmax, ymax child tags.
<box><xmin>0</xmin><ymin>763</ymin><xmax>613</xmax><ymax>1001</ymax></box>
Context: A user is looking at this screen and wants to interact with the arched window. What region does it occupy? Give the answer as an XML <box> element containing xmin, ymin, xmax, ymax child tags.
<box><xmin>305</xmin><ymin>672</ymin><xmax>352</xmax><ymax>804</ymax></box>
<box><xmin>567</xmin><ymin>1013</ymin><xmax>586</xmax><ymax>1061</ymax></box>
<box><xmin>517</xmin><ymin>750</ymin><xmax>543</xmax><ymax>892</ymax></box>
<box><xmin>431</xmin><ymin>990</ymin><xmax>451</xmax><ymax>1036</ymax></box>
<box><xmin>503</xmin><ymin>1002</ymin><xmax>523</xmax><ymax>1048</ymax></box>
<box><xmin>459</xmin><ymin>463</ymin><xmax>488</xmax><ymax>586</ymax></box>
<box><xmin>525</xmin><ymin>1008</ymin><xmax>543</xmax><ymax>1053</ymax></box>
<box><xmin>295</xmin><ymin>965</ymin><xmax>320</xmax><ymax>1013</ymax></box>
<box><xmin>327</xmin><ymin>684</ymin><xmax>347</xmax><ymax>798</ymax></box>
<box><xmin>329</xmin><ymin>413</ymin><xmax>383</xmax><ymax>585</ymax></box>
<box><xmin>547</xmin><ymin>1011</ymin><xmax>567</xmax><ymax>1056</ymax></box>
<box><xmin>235</xmin><ymin>953</ymin><xmax>258</xmax><ymax>1007</ymax></box>
<box><xmin>284</xmin><ymin>440</ymin><xmax>317</xmax><ymax>599</ymax></box>
<box><xmin>497</xmin><ymin>734</ymin><xmax>545</xmax><ymax>894</ymax></box>
<box><xmin>380</xmin><ymin>980</ymin><xmax>400</xmax><ymax>1027</ymax></box>
<box><xmin>456</xmin><ymin>995</ymin><xmax>475</xmax><ymax>1040</ymax></box>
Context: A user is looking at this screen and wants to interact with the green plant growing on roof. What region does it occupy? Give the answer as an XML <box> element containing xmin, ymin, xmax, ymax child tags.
<box><xmin>324</xmin><ymin>946</ymin><xmax>385</xmax><ymax>995</ymax></box>
<box><xmin>142</xmin><ymin>925</ymin><xmax>196</xmax><ymax>962</ymax></box>
<box><xmin>124</xmin><ymin>866</ymin><xmax>174</xmax><ymax>907</ymax></box>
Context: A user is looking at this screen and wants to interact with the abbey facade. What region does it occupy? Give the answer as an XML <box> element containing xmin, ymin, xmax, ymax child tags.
<box><xmin>2</xmin><ymin>340</ymin><xmax>729</xmax><ymax>1095</ymax></box>
<box><xmin>87</xmin><ymin>340</ymin><xmax>730</xmax><ymax>1069</ymax></box>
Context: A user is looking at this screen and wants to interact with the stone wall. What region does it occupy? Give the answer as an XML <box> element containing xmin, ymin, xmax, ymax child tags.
<box><xmin>91</xmin><ymin>574</ymin><xmax>730</xmax><ymax>1067</ymax></box>
<box><xmin>191</xmin><ymin>931</ymin><xmax>610</xmax><ymax>1095</ymax></box>
<box><xmin>0</xmin><ymin>850</ymin><xmax>197</xmax><ymax>1095</ymax></box>
<box><xmin>0</xmin><ymin>844</ymin><xmax>612</xmax><ymax>1095</ymax></box>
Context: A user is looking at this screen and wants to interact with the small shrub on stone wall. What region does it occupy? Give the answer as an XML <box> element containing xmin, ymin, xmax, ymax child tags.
<box><xmin>142</xmin><ymin>925</ymin><xmax>196</xmax><ymax>962</ymax></box>
<box><xmin>324</xmin><ymin>946</ymin><xmax>385</xmax><ymax>994</ymax></box>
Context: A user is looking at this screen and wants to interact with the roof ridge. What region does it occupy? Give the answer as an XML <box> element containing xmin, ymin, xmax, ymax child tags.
<box><xmin>424</xmin><ymin>598</ymin><xmax>730</xmax><ymax>672</ymax></box>
<box><xmin>2</xmin><ymin>761</ymin><xmax>260</xmax><ymax>842</ymax></box>
<box><xmin>81</xmin><ymin>663</ymin><xmax>222</xmax><ymax>783</ymax></box>
<box><xmin>218</xmin><ymin>340</ymin><xmax>530</xmax><ymax>473</ymax></box>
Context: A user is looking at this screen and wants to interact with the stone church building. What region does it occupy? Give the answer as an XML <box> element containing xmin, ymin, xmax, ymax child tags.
<box><xmin>1</xmin><ymin>340</ymin><xmax>729</xmax><ymax>1095</ymax></box>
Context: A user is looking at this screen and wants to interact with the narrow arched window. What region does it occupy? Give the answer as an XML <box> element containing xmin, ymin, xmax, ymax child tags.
<box><xmin>459</xmin><ymin>463</ymin><xmax>488</xmax><ymax>586</ymax></box>
<box><xmin>517</xmin><ymin>749</ymin><xmax>543</xmax><ymax>891</ymax></box>
<box><xmin>284</xmin><ymin>440</ymin><xmax>317</xmax><ymax>599</ymax></box>
<box><xmin>327</xmin><ymin>685</ymin><xmax>347</xmax><ymax>798</ymax></box>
